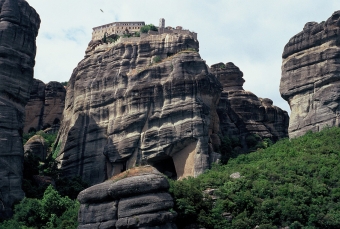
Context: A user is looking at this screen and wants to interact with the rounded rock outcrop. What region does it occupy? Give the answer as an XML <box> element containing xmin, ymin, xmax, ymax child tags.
<box><xmin>24</xmin><ymin>135</ymin><xmax>48</xmax><ymax>160</ymax></box>
<box><xmin>77</xmin><ymin>166</ymin><xmax>177</xmax><ymax>229</ymax></box>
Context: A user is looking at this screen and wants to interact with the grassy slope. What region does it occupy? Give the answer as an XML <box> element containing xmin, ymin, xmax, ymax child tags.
<box><xmin>170</xmin><ymin>127</ymin><xmax>340</xmax><ymax>229</ymax></box>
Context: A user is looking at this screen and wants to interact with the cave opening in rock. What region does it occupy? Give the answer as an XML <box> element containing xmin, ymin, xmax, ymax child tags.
<box><xmin>151</xmin><ymin>156</ymin><xmax>177</xmax><ymax>180</ymax></box>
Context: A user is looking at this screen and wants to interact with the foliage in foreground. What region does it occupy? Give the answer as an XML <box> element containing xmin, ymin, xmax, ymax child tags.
<box><xmin>0</xmin><ymin>185</ymin><xmax>79</xmax><ymax>229</ymax></box>
<box><xmin>169</xmin><ymin>127</ymin><xmax>340</xmax><ymax>229</ymax></box>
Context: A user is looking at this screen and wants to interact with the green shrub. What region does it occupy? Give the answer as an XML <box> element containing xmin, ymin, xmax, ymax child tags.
<box><xmin>153</xmin><ymin>55</ymin><xmax>161</xmax><ymax>63</ymax></box>
<box><xmin>140</xmin><ymin>24</ymin><xmax>158</xmax><ymax>33</ymax></box>
<box><xmin>0</xmin><ymin>185</ymin><xmax>79</xmax><ymax>228</ymax></box>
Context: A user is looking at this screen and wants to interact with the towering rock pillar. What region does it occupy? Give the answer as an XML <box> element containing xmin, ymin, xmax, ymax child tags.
<box><xmin>55</xmin><ymin>33</ymin><xmax>221</xmax><ymax>185</ymax></box>
<box><xmin>0</xmin><ymin>0</ymin><xmax>40</xmax><ymax>219</ymax></box>
<box><xmin>212</xmin><ymin>62</ymin><xmax>289</xmax><ymax>150</ymax></box>
<box><xmin>280</xmin><ymin>10</ymin><xmax>340</xmax><ymax>138</ymax></box>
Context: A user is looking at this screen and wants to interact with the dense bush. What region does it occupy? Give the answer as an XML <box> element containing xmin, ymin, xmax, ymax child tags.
<box><xmin>140</xmin><ymin>24</ymin><xmax>158</xmax><ymax>33</ymax></box>
<box><xmin>170</xmin><ymin>127</ymin><xmax>340</xmax><ymax>228</ymax></box>
<box><xmin>0</xmin><ymin>185</ymin><xmax>79</xmax><ymax>229</ymax></box>
<box><xmin>153</xmin><ymin>55</ymin><xmax>162</xmax><ymax>63</ymax></box>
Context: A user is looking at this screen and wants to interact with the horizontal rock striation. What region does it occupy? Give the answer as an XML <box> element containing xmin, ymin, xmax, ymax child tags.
<box><xmin>280</xmin><ymin>10</ymin><xmax>340</xmax><ymax>138</ymax></box>
<box><xmin>55</xmin><ymin>33</ymin><xmax>221</xmax><ymax>184</ymax></box>
<box><xmin>0</xmin><ymin>0</ymin><xmax>40</xmax><ymax>219</ymax></box>
<box><xmin>24</xmin><ymin>79</ymin><xmax>66</xmax><ymax>133</ymax></box>
<box><xmin>77</xmin><ymin>166</ymin><xmax>177</xmax><ymax>229</ymax></box>
<box><xmin>212</xmin><ymin>62</ymin><xmax>289</xmax><ymax>151</ymax></box>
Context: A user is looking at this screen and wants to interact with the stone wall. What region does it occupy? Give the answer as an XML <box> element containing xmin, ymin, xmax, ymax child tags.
<box><xmin>92</xmin><ymin>21</ymin><xmax>145</xmax><ymax>40</ymax></box>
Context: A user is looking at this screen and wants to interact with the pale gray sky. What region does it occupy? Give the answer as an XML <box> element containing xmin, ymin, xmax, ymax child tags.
<box><xmin>25</xmin><ymin>0</ymin><xmax>340</xmax><ymax>113</ymax></box>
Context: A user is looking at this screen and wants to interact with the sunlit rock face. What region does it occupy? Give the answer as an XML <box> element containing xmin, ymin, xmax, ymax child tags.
<box><xmin>212</xmin><ymin>62</ymin><xmax>289</xmax><ymax>151</ymax></box>
<box><xmin>24</xmin><ymin>79</ymin><xmax>66</xmax><ymax>133</ymax></box>
<box><xmin>55</xmin><ymin>33</ymin><xmax>222</xmax><ymax>185</ymax></box>
<box><xmin>280</xmin><ymin>10</ymin><xmax>340</xmax><ymax>138</ymax></box>
<box><xmin>0</xmin><ymin>0</ymin><xmax>40</xmax><ymax>219</ymax></box>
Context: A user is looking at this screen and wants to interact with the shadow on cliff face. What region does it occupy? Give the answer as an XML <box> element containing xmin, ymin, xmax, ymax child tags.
<box><xmin>58</xmin><ymin>113</ymin><xmax>107</xmax><ymax>184</ymax></box>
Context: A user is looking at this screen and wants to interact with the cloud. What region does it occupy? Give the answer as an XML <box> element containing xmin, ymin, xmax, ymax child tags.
<box><xmin>25</xmin><ymin>0</ymin><xmax>340</xmax><ymax>114</ymax></box>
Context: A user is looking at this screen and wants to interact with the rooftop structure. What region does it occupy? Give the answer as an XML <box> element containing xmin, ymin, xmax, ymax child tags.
<box><xmin>92</xmin><ymin>21</ymin><xmax>145</xmax><ymax>40</ymax></box>
<box><xmin>91</xmin><ymin>19</ymin><xmax>197</xmax><ymax>42</ymax></box>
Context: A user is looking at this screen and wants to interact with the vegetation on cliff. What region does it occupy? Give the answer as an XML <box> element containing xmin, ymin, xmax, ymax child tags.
<box><xmin>170</xmin><ymin>127</ymin><xmax>340</xmax><ymax>228</ymax></box>
<box><xmin>140</xmin><ymin>23</ymin><xmax>158</xmax><ymax>33</ymax></box>
<box><xmin>3</xmin><ymin>127</ymin><xmax>340</xmax><ymax>228</ymax></box>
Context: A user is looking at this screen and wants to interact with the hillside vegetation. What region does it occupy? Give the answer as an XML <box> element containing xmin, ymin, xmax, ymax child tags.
<box><xmin>170</xmin><ymin>127</ymin><xmax>340</xmax><ymax>229</ymax></box>
<box><xmin>2</xmin><ymin>127</ymin><xmax>340</xmax><ymax>228</ymax></box>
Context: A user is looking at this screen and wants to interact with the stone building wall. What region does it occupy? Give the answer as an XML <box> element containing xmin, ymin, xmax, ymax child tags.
<box><xmin>92</xmin><ymin>21</ymin><xmax>145</xmax><ymax>40</ymax></box>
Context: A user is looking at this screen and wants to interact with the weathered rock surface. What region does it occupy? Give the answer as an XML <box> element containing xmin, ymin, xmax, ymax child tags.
<box><xmin>55</xmin><ymin>33</ymin><xmax>221</xmax><ymax>184</ymax></box>
<box><xmin>280</xmin><ymin>10</ymin><xmax>340</xmax><ymax>138</ymax></box>
<box><xmin>24</xmin><ymin>79</ymin><xmax>66</xmax><ymax>133</ymax></box>
<box><xmin>24</xmin><ymin>135</ymin><xmax>47</xmax><ymax>159</ymax></box>
<box><xmin>77</xmin><ymin>166</ymin><xmax>177</xmax><ymax>229</ymax></box>
<box><xmin>0</xmin><ymin>0</ymin><xmax>40</xmax><ymax>219</ymax></box>
<box><xmin>212</xmin><ymin>62</ymin><xmax>289</xmax><ymax>151</ymax></box>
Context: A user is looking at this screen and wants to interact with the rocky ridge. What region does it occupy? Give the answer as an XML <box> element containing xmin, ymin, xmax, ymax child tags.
<box><xmin>55</xmin><ymin>33</ymin><xmax>222</xmax><ymax>185</ymax></box>
<box><xmin>0</xmin><ymin>0</ymin><xmax>40</xmax><ymax>219</ymax></box>
<box><xmin>77</xmin><ymin>166</ymin><xmax>177</xmax><ymax>229</ymax></box>
<box><xmin>212</xmin><ymin>62</ymin><xmax>289</xmax><ymax>152</ymax></box>
<box><xmin>280</xmin><ymin>10</ymin><xmax>340</xmax><ymax>138</ymax></box>
<box><xmin>24</xmin><ymin>79</ymin><xmax>66</xmax><ymax>133</ymax></box>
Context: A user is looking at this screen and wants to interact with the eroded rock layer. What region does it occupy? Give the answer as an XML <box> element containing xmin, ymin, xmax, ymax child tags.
<box><xmin>212</xmin><ymin>62</ymin><xmax>289</xmax><ymax>151</ymax></box>
<box><xmin>280</xmin><ymin>10</ymin><xmax>340</xmax><ymax>138</ymax></box>
<box><xmin>55</xmin><ymin>33</ymin><xmax>221</xmax><ymax>185</ymax></box>
<box><xmin>0</xmin><ymin>0</ymin><xmax>40</xmax><ymax>219</ymax></box>
<box><xmin>24</xmin><ymin>79</ymin><xmax>66</xmax><ymax>133</ymax></box>
<box><xmin>77</xmin><ymin>166</ymin><xmax>177</xmax><ymax>229</ymax></box>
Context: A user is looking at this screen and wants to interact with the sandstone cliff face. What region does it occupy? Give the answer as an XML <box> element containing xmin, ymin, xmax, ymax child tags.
<box><xmin>24</xmin><ymin>79</ymin><xmax>66</xmax><ymax>133</ymax></box>
<box><xmin>0</xmin><ymin>0</ymin><xmax>40</xmax><ymax>219</ymax></box>
<box><xmin>55</xmin><ymin>33</ymin><xmax>221</xmax><ymax>185</ymax></box>
<box><xmin>212</xmin><ymin>62</ymin><xmax>289</xmax><ymax>151</ymax></box>
<box><xmin>77</xmin><ymin>166</ymin><xmax>177</xmax><ymax>229</ymax></box>
<box><xmin>280</xmin><ymin>10</ymin><xmax>340</xmax><ymax>138</ymax></box>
